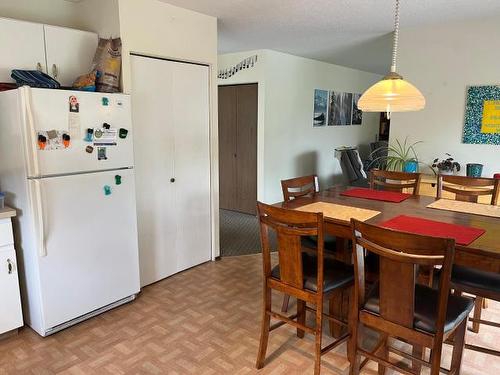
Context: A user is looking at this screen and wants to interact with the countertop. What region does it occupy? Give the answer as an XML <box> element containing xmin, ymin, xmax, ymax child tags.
<box><xmin>0</xmin><ymin>206</ymin><xmax>16</xmax><ymax>219</ymax></box>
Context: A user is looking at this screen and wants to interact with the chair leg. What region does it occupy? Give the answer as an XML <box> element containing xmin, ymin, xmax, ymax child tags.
<box><xmin>483</xmin><ymin>298</ymin><xmax>488</xmax><ymax>309</ymax></box>
<box><xmin>377</xmin><ymin>334</ymin><xmax>389</xmax><ymax>375</ymax></box>
<box><xmin>314</xmin><ymin>299</ymin><xmax>323</xmax><ymax>375</ymax></box>
<box><xmin>297</xmin><ymin>299</ymin><xmax>306</xmax><ymax>338</ymax></box>
<box><xmin>471</xmin><ymin>297</ymin><xmax>483</xmax><ymax>333</ymax></box>
<box><xmin>429</xmin><ymin>343</ymin><xmax>444</xmax><ymax>375</ymax></box>
<box><xmin>412</xmin><ymin>344</ymin><xmax>424</xmax><ymax>375</ymax></box>
<box><xmin>450</xmin><ymin>318</ymin><xmax>467</xmax><ymax>374</ymax></box>
<box><xmin>347</xmin><ymin>287</ymin><xmax>357</xmax><ymax>364</ymax></box>
<box><xmin>256</xmin><ymin>286</ymin><xmax>272</xmax><ymax>369</ymax></box>
<box><xmin>349</xmin><ymin>324</ymin><xmax>361</xmax><ymax>375</ymax></box>
<box><xmin>329</xmin><ymin>290</ymin><xmax>343</xmax><ymax>337</ymax></box>
<box><xmin>281</xmin><ymin>294</ymin><xmax>290</xmax><ymax>312</ymax></box>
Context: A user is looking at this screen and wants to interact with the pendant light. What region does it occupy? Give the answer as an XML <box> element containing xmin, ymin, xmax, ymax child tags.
<box><xmin>358</xmin><ymin>0</ymin><xmax>425</xmax><ymax>117</ymax></box>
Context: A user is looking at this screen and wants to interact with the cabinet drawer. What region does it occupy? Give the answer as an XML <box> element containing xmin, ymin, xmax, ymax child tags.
<box><xmin>0</xmin><ymin>219</ymin><xmax>14</xmax><ymax>247</ymax></box>
<box><xmin>0</xmin><ymin>249</ymin><xmax>23</xmax><ymax>333</ymax></box>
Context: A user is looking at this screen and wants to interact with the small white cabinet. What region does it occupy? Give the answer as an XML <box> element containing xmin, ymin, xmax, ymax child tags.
<box><xmin>44</xmin><ymin>25</ymin><xmax>98</xmax><ymax>86</ymax></box>
<box><xmin>0</xmin><ymin>17</ymin><xmax>98</xmax><ymax>87</ymax></box>
<box><xmin>0</xmin><ymin>210</ymin><xmax>23</xmax><ymax>336</ymax></box>
<box><xmin>0</xmin><ymin>18</ymin><xmax>46</xmax><ymax>81</ymax></box>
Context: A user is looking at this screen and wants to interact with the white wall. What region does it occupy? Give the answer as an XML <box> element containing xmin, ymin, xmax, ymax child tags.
<box><xmin>118</xmin><ymin>0</ymin><xmax>220</xmax><ymax>258</ymax></box>
<box><xmin>219</xmin><ymin>49</ymin><xmax>382</xmax><ymax>203</ymax></box>
<box><xmin>0</xmin><ymin>0</ymin><xmax>119</xmax><ymax>37</ymax></box>
<box><xmin>0</xmin><ymin>0</ymin><xmax>81</xmax><ymax>28</ymax></box>
<box><xmin>74</xmin><ymin>0</ymin><xmax>120</xmax><ymax>38</ymax></box>
<box><xmin>390</xmin><ymin>17</ymin><xmax>500</xmax><ymax>177</ymax></box>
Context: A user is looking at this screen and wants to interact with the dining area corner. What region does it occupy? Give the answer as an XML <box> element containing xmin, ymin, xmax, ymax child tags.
<box><xmin>255</xmin><ymin>170</ymin><xmax>500</xmax><ymax>375</ymax></box>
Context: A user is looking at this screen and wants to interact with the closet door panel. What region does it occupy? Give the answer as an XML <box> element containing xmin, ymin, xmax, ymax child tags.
<box><xmin>218</xmin><ymin>86</ymin><xmax>237</xmax><ymax>210</ymax></box>
<box><xmin>172</xmin><ymin>62</ymin><xmax>211</xmax><ymax>271</ymax></box>
<box><xmin>130</xmin><ymin>55</ymin><xmax>176</xmax><ymax>287</ymax></box>
<box><xmin>235</xmin><ymin>84</ymin><xmax>258</xmax><ymax>215</ymax></box>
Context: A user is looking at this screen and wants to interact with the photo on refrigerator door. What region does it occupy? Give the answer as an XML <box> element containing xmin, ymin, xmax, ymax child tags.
<box><xmin>313</xmin><ymin>89</ymin><xmax>328</xmax><ymax>127</ymax></box>
<box><xmin>328</xmin><ymin>91</ymin><xmax>352</xmax><ymax>126</ymax></box>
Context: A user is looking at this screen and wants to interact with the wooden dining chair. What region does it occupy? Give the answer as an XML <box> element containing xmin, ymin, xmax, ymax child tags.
<box><xmin>256</xmin><ymin>202</ymin><xmax>354</xmax><ymax>375</ymax></box>
<box><xmin>280</xmin><ymin>174</ymin><xmax>338</xmax><ymax>313</ymax></box>
<box><xmin>436</xmin><ymin>174</ymin><xmax>499</xmax><ymax>205</ymax></box>
<box><xmin>281</xmin><ymin>174</ymin><xmax>319</xmax><ymax>201</ymax></box>
<box><xmin>369</xmin><ymin>169</ymin><xmax>422</xmax><ymax>195</ymax></box>
<box><xmin>436</xmin><ymin>174</ymin><xmax>499</xmax><ymax>334</ymax></box>
<box><xmin>348</xmin><ymin>219</ymin><xmax>473</xmax><ymax>375</ymax></box>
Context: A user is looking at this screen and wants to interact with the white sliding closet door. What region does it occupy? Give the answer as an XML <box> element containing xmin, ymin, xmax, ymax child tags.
<box><xmin>131</xmin><ymin>55</ymin><xmax>211</xmax><ymax>287</ymax></box>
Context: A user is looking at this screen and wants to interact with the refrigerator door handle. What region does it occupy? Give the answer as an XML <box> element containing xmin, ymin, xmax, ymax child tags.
<box><xmin>22</xmin><ymin>86</ymin><xmax>40</xmax><ymax>177</ymax></box>
<box><xmin>33</xmin><ymin>179</ymin><xmax>47</xmax><ymax>257</ymax></box>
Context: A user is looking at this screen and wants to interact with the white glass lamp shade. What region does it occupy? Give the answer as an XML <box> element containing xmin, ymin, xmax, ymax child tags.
<box><xmin>358</xmin><ymin>74</ymin><xmax>426</xmax><ymax>113</ymax></box>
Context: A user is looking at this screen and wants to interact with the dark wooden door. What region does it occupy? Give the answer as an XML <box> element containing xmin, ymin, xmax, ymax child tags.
<box><xmin>218</xmin><ymin>85</ymin><xmax>237</xmax><ymax>210</ymax></box>
<box><xmin>218</xmin><ymin>84</ymin><xmax>258</xmax><ymax>215</ymax></box>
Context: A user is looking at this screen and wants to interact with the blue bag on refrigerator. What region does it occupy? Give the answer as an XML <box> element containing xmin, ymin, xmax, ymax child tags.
<box><xmin>11</xmin><ymin>70</ymin><xmax>61</xmax><ymax>89</ymax></box>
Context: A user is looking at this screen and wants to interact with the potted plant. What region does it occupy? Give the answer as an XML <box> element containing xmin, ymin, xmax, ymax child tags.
<box><xmin>369</xmin><ymin>138</ymin><xmax>423</xmax><ymax>173</ymax></box>
<box><xmin>432</xmin><ymin>154</ymin><xmax>461</xmax><ymax>175</ymax></box>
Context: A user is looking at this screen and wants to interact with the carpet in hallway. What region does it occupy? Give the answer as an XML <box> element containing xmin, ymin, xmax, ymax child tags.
<box><xmin>219</xmin><ymin>208</ymin><xmax>261</xmax><ymax>256</ymax></box>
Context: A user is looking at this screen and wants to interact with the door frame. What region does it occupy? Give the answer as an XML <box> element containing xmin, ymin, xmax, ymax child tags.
<box><xmin>129</xmin><ymin>52</ymin><xmax>219</xmax><ymax>261</ymax></box>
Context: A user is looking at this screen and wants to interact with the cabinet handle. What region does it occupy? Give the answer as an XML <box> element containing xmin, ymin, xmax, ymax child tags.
<box><xmin>7</xmin><ymin>259</ymin><xmax>14</xmax><ymax>274</ymax></box>
<box><xmin>170</xmin><ymin>178</ymin><xmax>176</xmax><ymax>183</ymax></box>
<box><xmin>36</xmin><ymin>62</ymin><xmax>43</xmax><ymax>72</ymax></box>
<box><xmin>52</xmin><ymin>64</ymin><xmax>58</xmax><ymax>78</ymax></box>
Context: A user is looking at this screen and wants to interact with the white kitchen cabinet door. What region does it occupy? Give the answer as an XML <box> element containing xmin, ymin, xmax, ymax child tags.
<box><xmin>0</xmin><ymin>246</ymin><xmax>23</xmax><ymax>334</ymax></box>
<box><xmin>0</xmin><ymin>18</ymin><xmax>46</xmax><ymax>82</ymax></box>
<box><xmin>44</xmin><ymin>25</ymin><xmax>98</xmax><ymax>86</ymax></box>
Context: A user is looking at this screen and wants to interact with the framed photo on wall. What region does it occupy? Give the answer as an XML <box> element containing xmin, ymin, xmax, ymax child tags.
<box><xmin>463</xmin><ymin>85</ymin><xmax>500</xmax><ymax>145</ymax></box>
<box><xmin>351</xmin><ymin>93</ymin><xmax>362</xmax><ymax>125</ymax></box>
<box><xmin>328</xmin><ymin>91</ymin><xmax>352</xmax><ymax>126</ymax></box>
<box><xmin>313</xmin><ymin>89</ymin><xmax>328</xmax><ymax>126</ymax></box>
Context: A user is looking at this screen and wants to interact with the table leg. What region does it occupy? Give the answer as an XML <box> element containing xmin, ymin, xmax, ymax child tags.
<box><xmin>329</xmin><ymin>237</ymin><xmax>350</xmax><ymax>337</ymax></box>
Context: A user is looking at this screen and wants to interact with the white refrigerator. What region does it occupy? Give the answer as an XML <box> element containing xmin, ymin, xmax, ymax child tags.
<box><xmin>0</xmin><ymin>87</ymin><xmax>140</xmax><ymax>336</ymax></box>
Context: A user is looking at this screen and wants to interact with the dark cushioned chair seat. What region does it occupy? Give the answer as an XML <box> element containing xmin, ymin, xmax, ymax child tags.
<box><xmin>451</xmin><ymin>265</ymin><xmax>500</xmax><ymax>296</ymax></box>
<box><xmin>363</xmin><ymin>284</ymin><xmax>474</xmax><ymax>333</ymax></box>
<box><xmin>271</xmin><ymin>253</ymin><xmax>354</xmax><ymax>294</ymax></box>
<box><xmin>300</xmin><ymin>235</ymin><xmax>337</xmax><ymax>253</ymax></box>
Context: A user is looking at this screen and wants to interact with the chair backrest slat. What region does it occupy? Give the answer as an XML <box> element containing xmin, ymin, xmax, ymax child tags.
<box><xmin>351</xmin><ymin>219</ymin><xmax>455</xmax><ymax>334</ymax></box>
<box><xmin>369</xmin><ymin>169</ymin><xmax>422</xmax><ymax>195</ymax></box>
<box><xmin>258</xmin><ymin>202</ymin><xmax>324</xmax><ymax>294</ymax></box>
<box><xmin>276</xmin><ymin>232</ymin><xmax>303</xmax><ymax>288</ymax></box>
<box><xmin>437</xmin><ymin>175</ymin><xmax>499</xmax><ymax>205</ymax></box>
<box><xmin>281</xmin><ymin>175</ymin><xmax>319</xmax><ymax>201</ymax></box>
<box><xmin>379</xmin><ymin>257</ymin><xmax>416</xmax><ymax>327</ymax></box>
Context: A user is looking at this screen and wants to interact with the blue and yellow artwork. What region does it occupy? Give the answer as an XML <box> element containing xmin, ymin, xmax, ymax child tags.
<box><xmin>463</xmin><ymin>85</ymin><xmax>500</xmax><ymax>145</ymax></box>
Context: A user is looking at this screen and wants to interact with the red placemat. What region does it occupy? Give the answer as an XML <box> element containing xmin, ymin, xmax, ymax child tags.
<box><xmin>379</xmin><ymin>215</ymin><xmax>485</xmax><ymax>246</ymax></box>
<box><xmin>341</xmin><ymin>188</ymin><xmax>412</xmax><ymax>203</ymax></box>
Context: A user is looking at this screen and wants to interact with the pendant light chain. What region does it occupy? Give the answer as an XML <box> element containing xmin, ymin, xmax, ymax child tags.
<box><xmin>390</xmin><ymin>0</ymin><xmax>400</xmax><ymax>73</ymax></box>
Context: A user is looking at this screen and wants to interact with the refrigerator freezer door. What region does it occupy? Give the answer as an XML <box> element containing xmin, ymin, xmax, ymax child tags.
<box><xmin>25</xmin><ymin>88</ymin><xmax>134</xmax><ymax>177</ymax></box>
<box><xmin>34</xmin><ymin>169</ymin><xmax>140</xmax><ymax>331</ymax></box>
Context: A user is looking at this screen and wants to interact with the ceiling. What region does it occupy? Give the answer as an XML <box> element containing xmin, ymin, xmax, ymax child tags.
<box><xmin>160</xmin><ymin>0</ymin><xmax>500</xmax><ymax>74</ymax></box>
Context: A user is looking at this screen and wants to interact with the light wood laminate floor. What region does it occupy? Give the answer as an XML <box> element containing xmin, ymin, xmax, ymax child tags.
<box><xmin>0</xmin><ymin>254</ymin><xmax>498</xmax><ymax>374</ymax></box>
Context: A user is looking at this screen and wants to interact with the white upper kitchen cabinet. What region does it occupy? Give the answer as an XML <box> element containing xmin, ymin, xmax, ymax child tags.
<box><xmin>0</xmin><ymin>18</ymin><xmax>46</xmax><ymax>82</ymax></box>
<box><xmin>44</xmin><ymin>25</ymin><xmax>98</xmax><ymax>87</ymax></box>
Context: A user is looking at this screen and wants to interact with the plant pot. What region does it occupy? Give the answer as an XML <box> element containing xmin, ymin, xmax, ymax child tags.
<box><xmin>403</xmin><ymin>160</ymin><xmax>419</xmax><ymax>173</ymax></box>
<box><xmin>438</xmin><ymin>169</ymin><xmax>454</xmax><ymax>175</ymax></box>
<box><xmin>466</xmin><ymin>163</ymin><xmax>483</xmax><ymax>178</ymax></box>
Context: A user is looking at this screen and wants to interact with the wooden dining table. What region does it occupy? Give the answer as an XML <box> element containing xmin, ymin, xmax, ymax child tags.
<box><xmin>276</xmin><ymin>185</ymin><xmax>500</xmax><ymax>337</ymax></box>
